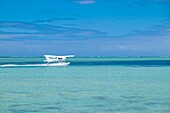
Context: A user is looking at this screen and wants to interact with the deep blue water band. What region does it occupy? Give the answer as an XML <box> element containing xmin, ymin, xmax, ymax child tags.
<box><xmin>1</xmin><ymin>57</ymin><xmax>170</xmax><ymax>66</ymax></box>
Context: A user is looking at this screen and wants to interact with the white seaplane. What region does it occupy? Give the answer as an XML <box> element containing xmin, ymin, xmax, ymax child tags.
<box><xmin>44</xmin><ymin>55</ymin><xmax>74</xmax><ymax>66</ymax></box>
<box><xmin>0</xmin><ymin>55</ymin><xmax>74</xmax><ymax>67</ymax></box>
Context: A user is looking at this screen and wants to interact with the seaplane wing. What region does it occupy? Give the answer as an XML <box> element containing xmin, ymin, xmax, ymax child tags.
<box><xmin>44</xmin><ymin>55</ymin><xmax>74</xmax><ymax>63</ymax></box>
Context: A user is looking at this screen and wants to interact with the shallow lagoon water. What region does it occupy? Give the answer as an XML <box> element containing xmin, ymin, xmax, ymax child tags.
<box><xmin>0</xmin><ymin>57</ymin><xmax>170</xmax><ymax>113</ymax></box>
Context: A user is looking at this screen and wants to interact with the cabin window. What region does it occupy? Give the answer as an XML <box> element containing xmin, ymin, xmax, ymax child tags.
<box><xmin>49</xmin><ymin>57</ymin><xmax>55</xmax><ymax>59</ymax></box>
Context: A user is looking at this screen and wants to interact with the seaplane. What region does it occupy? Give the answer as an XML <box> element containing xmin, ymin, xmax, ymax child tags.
<box><xmin>44</xmin><ymin>55</ymin><xmax>74</xmax><ymax>66</ymax></box>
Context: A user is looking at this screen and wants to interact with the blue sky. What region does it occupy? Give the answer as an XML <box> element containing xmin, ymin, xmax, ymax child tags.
<box><xmin>0</xmin><ymin>0</ymin><xmax>170</xmax><ymax>56</ymax></box>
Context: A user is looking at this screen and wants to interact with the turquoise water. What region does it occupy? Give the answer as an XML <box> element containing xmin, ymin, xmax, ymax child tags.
<box><xmin>0</xmin><ymin>57</ymin><xmax>170</xmax><ymax>113</ymax></box>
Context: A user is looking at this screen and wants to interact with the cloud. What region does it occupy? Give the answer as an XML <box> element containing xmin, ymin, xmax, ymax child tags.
<box><xmin>148</xmin><ymin>0</ymin><xmax>170</xmax><ymax>2</ymax></box>
<box><xmin>116</xmin><ymin>45</ymin><xmax>136</xmax><ymax>50</ymax></box>
<box><xmin>123</xmin><ymin>0</ymin><xmax>170</xmax><ymax>8</ymax></box>
<box><xmin>0</xmin><ymin>18</ymin><xmax>170</xmax><ymax>41</ymax></box>
<box><xmin>35</xmin><ymin>18</ymin><xmax>76</xmax><ymax>23</ymax></box>
<box><xmin>74</xmin><ymin>0</ymin><xmax>96</xmax><ymax>4</ymax></box>
<box><xmin>0</xmin><ymin>21</ymin><xmax>39</xmax><ymax>29</ymax></box>
<box><xmin>1</xmin><ymin>20</ymin><xmax>170</xmax><ymax>56</ymax></box>
<box><xmin>112</xmin><ymin>19</ymin><xmax>170</xmax><ymax>39</ymax></box>
<box><xmin>0</xmin><ymin>21</ymin><xmax>106</xmax><ymax>41</ymax></box>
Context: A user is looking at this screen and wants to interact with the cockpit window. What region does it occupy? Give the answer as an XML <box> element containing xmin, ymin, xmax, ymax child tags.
<box><xmin>49</xmin><ymin>57</ymin><xmax>55</xmax><ymax>59</ymax></box>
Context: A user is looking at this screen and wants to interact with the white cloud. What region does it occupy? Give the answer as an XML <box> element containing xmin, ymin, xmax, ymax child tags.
<box><xmin>116</xmin><ymin>45</ymin><xmax>136</xmax><ymax>50</ymax></box>
<box><xmin>74</xmin><ymin>0</ymin><xmax>96</xmax><ymax>4</ymax></box>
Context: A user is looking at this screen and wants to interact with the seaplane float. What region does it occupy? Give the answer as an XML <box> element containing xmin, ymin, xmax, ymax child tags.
<box><xmin>44</xmin><ymin>55</ymin><xmax>74</xmax><ymax>66</ymax></box>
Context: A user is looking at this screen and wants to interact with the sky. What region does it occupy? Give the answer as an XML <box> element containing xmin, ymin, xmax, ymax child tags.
<box><xmin>0</xmin><ymin>0</ymin><xmax>170</xmax><ymax>56</ymax></box>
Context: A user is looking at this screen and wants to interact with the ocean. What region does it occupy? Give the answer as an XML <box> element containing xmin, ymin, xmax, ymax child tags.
<box><xmin>0</xmin><ymin>57</ymin><xmax>170</xmax><ymax>113</ymax></box>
